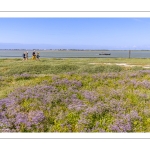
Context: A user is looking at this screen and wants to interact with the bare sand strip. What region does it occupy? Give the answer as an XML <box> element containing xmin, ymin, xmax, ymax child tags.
<box><xmin>89</xmin><ymin>63</ymin><xmax>150</xmax><ymax>68</ymax></box>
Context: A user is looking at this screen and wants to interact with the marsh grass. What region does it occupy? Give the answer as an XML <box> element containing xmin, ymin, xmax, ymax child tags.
<box><xmin>0</xmin><ymin>58</ymin><xmax>150</xmax><ymax>132</ymax></box>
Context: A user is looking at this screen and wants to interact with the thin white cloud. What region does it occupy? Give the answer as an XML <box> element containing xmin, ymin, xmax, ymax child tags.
<box><xmin>132</xmin><ymin>18</ymin><xmax>150</xmax><ymax>25</ymax></box>
<box><xmin>133</xmin><ymin>18</ymin><xmax>143</xmax><ymax>22</ymax></box>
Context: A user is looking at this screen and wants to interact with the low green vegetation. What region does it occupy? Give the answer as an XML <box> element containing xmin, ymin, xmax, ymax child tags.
<box><xmin>0</xmin><ymin>58</ymin><xmax>150</xmax><ymax>132</ymax></box>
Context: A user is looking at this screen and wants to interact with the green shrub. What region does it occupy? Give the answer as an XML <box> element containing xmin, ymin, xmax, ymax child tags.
<box><xmin>82</xmin><ymin>65</ymin><xmax>123</xmax><ymax>73</ymax></box>
<box><xmin>51</xmin><ymin>64</ymin><xmax>79</xmax><ymax>74</ymax></box>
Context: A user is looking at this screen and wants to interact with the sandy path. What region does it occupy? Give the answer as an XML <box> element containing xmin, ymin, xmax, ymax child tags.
<box><xmin>89</xmin><ymin>63</ymin><xmax>150</xmax><ymax>68</ymax></box>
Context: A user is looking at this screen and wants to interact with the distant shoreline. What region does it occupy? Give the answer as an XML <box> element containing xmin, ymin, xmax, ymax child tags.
<box><xmin>0</xmin><ymin>49</ymin><xmax>150</xmax><ymax>51</ymax></box>
<box><xmin>0</xmin><ymin>50</ymin><xmax>150</xmax><ymax>59</ymax></box>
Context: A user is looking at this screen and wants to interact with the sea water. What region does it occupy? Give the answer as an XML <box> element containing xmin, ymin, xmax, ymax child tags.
<box><xmin>0</xmin><ymin>50</ymin><xmax>150</xmax><ymax>58</ymax></box>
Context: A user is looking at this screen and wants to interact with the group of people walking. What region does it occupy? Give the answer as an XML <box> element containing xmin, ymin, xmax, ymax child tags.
<box><xmin>23</xmin><ymin>50</ymin><xmax>40</xmax><ymax>61</ymax></box>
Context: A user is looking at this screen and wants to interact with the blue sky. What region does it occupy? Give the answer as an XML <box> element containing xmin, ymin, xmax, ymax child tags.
<box><xmin>0</xmin><ymin>18</ymin><xmax>150</xmax><ymax>50</ymax></box>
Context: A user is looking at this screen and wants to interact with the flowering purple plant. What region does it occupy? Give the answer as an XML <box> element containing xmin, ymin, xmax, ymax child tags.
<box><xmin>0</xmin><ymin>70</ymin><xmax>148</xmax><ymax>132</ymax></box>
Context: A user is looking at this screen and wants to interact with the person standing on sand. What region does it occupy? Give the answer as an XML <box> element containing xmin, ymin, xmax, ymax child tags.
<box><xmin>32</xmin><ymin>50</ymin><xmax>36</xmax><ymax>60</ymax></box>
<box><xmin>22</xmin><ymin>52</ymin><xmax>26</xmax><ymax>61</ymax></box>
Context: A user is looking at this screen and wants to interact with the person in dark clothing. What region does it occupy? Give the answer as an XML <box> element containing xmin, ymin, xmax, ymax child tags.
<box><xmin>36</xmin><ymin>52</ymin><xmax>40</xmax><ymax>60</ymax></box>
<box><xmin>22</xmin><ymin>52</ymin><xmax>26</xmax><ymax>61</ymax></box>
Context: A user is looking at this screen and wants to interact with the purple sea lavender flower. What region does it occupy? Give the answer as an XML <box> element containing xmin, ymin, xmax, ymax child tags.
<box><xmin>82</xmin><ymin>102</ymin><xmax>106</xmax><ymax>117</ymax></box>
<box><xmin>15</xmin><ymin>113</ymin><xmax>28</xmax><ymax>126</ymax></box>
<box><xmin>140</xmin><ymin>80</ymin><xmax>150</xmax><ymax>89</ymax></box>
<box><xmin>68</xmin><ymin>104</ymin><xmax>86</xmax><ymax>111</ymax></box>
<box><xmin>82</xmin><ymin>90</ymin><xmax>98</xmax><ymax>102</ymax></box>
<box><xmin>129</xmin><ymin>72</ymin><xmax>139</xmax><ymax>78</ymax></box>
<box><xmin>130</xmin><ymin>79</ymin><xmax>138</xmax><ymax>87</ymax></box>
<box><xmin>130</xmin><ymin>80</ymin><xmax>150</xmax><ymax>89</ymax></box>
<box><xmin>68</xmin><ymin>98</ymin><xmax>87</xmax><ymax>111</ymax></box>
<box><xmin>110</xmin><ymin>110</ymin><xmax>141</xmax><ymax>132</ymax></box>
<box><xmin>0</xmin><ymin>128</ymin><xmax>12</xmax><ymax>132</ymax></box>
<box><xmin>137</xmin><ymin>92</ymin><xmax>148</xmax><ymax>99</ymax></box>
<box><xmin>139</xmin><ymin>70</ymin><xmax>150</xmax><ymax>74</ymax></box>
<box><xmin>108</xmin><ymin>99</ymin><xmax>125</xmax><ymax>114</ymax></box>
<box><xmin>110</xmin><ymin>89</ymin><xmax>124</xmax><ymax>99</ymax></box>
<box><xmin>91</xmin><ymin>122</ymin><xmax>106</xmax><ymax>132</ymax></box>
<box><xmin>84</xmin><ymin>106</ymin><xmax>99</xmax><ymax>114</ymax></box>
<box><xmin>28</xmin><ymin>110</ymin><xmax>45</xmax><ymax>124</ymax></box>
<box><xmin>14</xmin><ymin>73</ymin><xmax>34</xmax><ymax>80</ymax></box>
<box><xmin>0</xmin><ymin>116</ymin><xmax>12</xmax><ymax>129</ymax></box>
<box><xmin>130</xmin><ymin>110</ymin><xmax>141</xmax><ymax>120</ymax></box>
<box><xmin>0</xmin><ymin>98</ymin><xmax>14</xmax><ymax>108</ymax></box>
<box><xmin>78</xmin><ymin>116</ymin><xmax>90</xmax><ymax>127</ymax></box>
<box><xmin>53</xmin><ymin>78</ymin><xmax>82</xmax><ymax>89</ymax></box>
<box><xmin>71</xmin><ymin>94</ymin><xmax>77</xmax><ymax>99</ymax></box>
<box><xmin>143</xmin><ymin>109</ymin><xmax>150</xmax><ymax>117</ymax></box>
<box><xmin>110</xmin><ymin>118</ymin><xmax>132</xmax><ymax>132</ymax></box>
